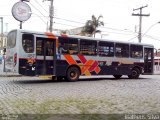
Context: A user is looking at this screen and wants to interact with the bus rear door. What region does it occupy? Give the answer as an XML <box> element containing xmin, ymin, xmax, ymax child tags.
<box><xmin>36</xmin><ymin>37</ymin><xmax>56</xmax><ymax>75</ymax></box>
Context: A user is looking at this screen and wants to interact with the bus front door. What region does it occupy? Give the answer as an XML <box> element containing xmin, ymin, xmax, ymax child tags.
<box><xmin>36</xmin><ymin>37</ymin><xmax>55</xmax><ymax>75</ymax></box>
<box><xmin>144</xmin><ymin>47</ymin><xmax>154</xmax><ymax>74</ymax></box>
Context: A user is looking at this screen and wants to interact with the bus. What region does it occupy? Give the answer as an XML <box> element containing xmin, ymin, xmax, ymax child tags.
<box><xmin>5</xmin><ymin>29</ymin><xmax>154</xmax><ymax>81</ymax></box>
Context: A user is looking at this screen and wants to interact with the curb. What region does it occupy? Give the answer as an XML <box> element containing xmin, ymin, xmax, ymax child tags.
<box><xmin>0</xmin><ymin>73</ymin><xmax>23</xmax><ymax>77</ymax></box>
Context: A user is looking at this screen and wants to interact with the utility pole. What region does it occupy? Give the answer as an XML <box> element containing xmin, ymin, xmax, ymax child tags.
<box><xmin>20</xmin><ymin>22</ymin><xmax>22</xmax><ymax>29</ymax></box>
<box><xmin>43</xmin><ymin>0</ymin><xmax>54</xmax><ymax>32</ymax></box>
<box><xmin>132</xmin><ymin>5</ymin><xmax>150</xmax><ymax>43</ymax></box>
<box><xmin>49</xmin><ymin>0</ymin><xmax>54</xmax><ymax>32</ymax></box>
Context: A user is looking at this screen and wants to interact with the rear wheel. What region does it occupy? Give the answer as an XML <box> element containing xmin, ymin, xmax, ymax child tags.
<box><xmin>66</xmin><ymin>66</ymin><xmax>80</xmax><ymax>82</ymax></box>
<box><xmin>113</xmin><ymin>75</ymin><xmax>122</xmax><ymax>79</ymax></box>
<box><xmin>128</xmin><ymin>68</ymin><xmax>140</xmax><ymax>79</ymax></box>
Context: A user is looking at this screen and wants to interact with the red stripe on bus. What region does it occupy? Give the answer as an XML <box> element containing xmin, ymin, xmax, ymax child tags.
<box><xmin>63</xmin><ymin>55</ymin><xmax>77</xmax><ymax>64</ymax></box>
<box><xmin>56</xmin><ymin>38</ymin><xmax>58</xmax><ymax>48</ymax></box>
<box><xmin>81</xmin><ymin>60</ymin><xmax>94</xmax><ymax>74</ymax></box>
<box><xmin>88</xmin><ymin>61</ymin><xmax>98</xmax><ymax>71</ymax></box>
<box><xmin>95</xmin><ymin>66</ymin><xmax>101</xmax><ymax>74</ymax></box>
<box><xmin>77</xmin><ymin>54</ymin><xmax>87</xmax><ymax>64</ymax></box>
<box><xmin>61</xmin><ymin>34</ymin><xmax>68</xmax><ymax>37</ymax></box>
<box><xmin>45</xmin><ymin>32</ymin><xmax>56</xmax><ymax>39</ymax></box>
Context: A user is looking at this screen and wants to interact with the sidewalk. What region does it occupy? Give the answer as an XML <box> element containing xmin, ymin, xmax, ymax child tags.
<box><xmin>0</xmin><ymin>62</ymin><xmax>22</xmax><ymax>77</ymax></box>
<box><xmin>0</xmin><ymin>71</ymin><xmax>22</xmax><ymax>77</ymax></box>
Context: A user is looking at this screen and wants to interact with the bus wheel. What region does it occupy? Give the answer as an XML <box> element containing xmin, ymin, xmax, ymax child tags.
<box><xmin>113</xmin><ymin>75</ymin><xmax>122</xmax><ymax>79</ymax></box>
<box><xmin>66</xmin><ymin>66</ymin><xmax>80</xmax><ymax>82</ymax></box>
<box><xmin>128</xmin><ymin>68</ymin><xmax>140</xmax><ymax>79</ymax></box>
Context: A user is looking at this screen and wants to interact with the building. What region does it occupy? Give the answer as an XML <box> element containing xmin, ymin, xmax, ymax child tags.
<box><xmin>53</xmin><ymin>27</ymin><xmax>86</xmax><ymax>36</ymax></box>
<box><xmin>0</xmin><ymin>33</ymin><xmax>7</xmax><ymax>55</ymax></box>
<box><xmin>154</xmin><ymin>52</ymin><xmax>160</xmax><ymax>74</ymax></box>
<box><xmin>65</xmin><ymin>27</ymin><xmax>84</xmax><ymax>35</ymax></box>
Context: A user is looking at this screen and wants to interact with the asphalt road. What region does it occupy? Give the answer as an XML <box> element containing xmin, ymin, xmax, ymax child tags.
<box><xmin>0</xmin><ymin>75</ymin><xmax>160</xmax><ymax>115</ymax></box>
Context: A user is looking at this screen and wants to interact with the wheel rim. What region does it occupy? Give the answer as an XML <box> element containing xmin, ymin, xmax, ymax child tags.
<box><xmin>70</xmin><ymin>71</ymin><xmax>77</xmax><ymax>80</ymax></box>
<box><xmin>132</xmin><ymin>70</ymin><xmax>137</xmax><ymax>77</ymax></box>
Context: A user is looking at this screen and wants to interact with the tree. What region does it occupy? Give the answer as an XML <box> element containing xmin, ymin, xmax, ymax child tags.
<box><xmin>82</xmin><ymin>15</ymin><xmax>104</xmax><ymax>37</ymax></box>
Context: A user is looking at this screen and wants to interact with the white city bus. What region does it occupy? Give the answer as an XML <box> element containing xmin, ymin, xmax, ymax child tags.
<box><xmin>5</xmin><ymin>29</ymin><xmax>154</xmax><ymax>81</ymax></box>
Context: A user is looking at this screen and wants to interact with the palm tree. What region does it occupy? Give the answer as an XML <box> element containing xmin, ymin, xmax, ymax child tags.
<box><xmin>82</xmin><ymin>15</ymin><xmax>104</xmax><ymax>37</ymax></box>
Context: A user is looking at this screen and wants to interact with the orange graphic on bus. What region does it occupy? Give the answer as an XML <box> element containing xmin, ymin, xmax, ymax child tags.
<box><xmin>64</xmin><ymin>54</ymin><xmax>101</xmax><ymax>76</ymax></box>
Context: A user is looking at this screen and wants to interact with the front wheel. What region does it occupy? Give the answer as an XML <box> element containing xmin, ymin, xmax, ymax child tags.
<box><xmin>128</xmin><ymin>68</ymin><xmax>140</xmax><ymax>79</ymax></box>
<box><xmin>66</xmin><ymin>66</ymin><xmax>80</xmax><ymax>82</ymax></box>
<box><xmin>113</xmin><ymin>75</ymin><xmax>122</xmax><ymax>79</ymax></box>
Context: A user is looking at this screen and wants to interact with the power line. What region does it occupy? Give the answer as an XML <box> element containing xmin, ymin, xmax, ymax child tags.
<box><xmin>0</xmin><ymin>15</ymin><xmax>11</xmax><ymax>17</ymax></box>
<box><xmin>25</xmin><ymin>2</ymin><xmax>137</xmax><ymax>33</ymax></box>
<box><xmin>54</xmin><ymin>17</ymin><xmax>84</xmax><ymax>24</ymax></box>
<box><xmin>100</xmin><ymin>26</ymin><xmax>136</xmax><ymax>34</ymax></box>
<box><xmin>101</xmin><ymin>30</ymin><xmax>137</xmax><ymax>36</ymax></box>
<box><xmin>32</xmin><ymin>14</ymin><xmax>48</xmax><ymax>25</ymax></box>
<box><xmin>29</xmin><ymin>2</ymin><xmax>49</xmax><ymax>20</ymax></box>
<box><xmin>128</xmin><ymin>36</ymin><xmax>138</xmax><ymax>41</ymax></box>
<box><xmin>144</xmin><ymin>34</ymin><xmax>160</xmax><ymax>41</ymax></box>
<box><xmin>128</xmin><ymin>33</ymin><xmax>160</xmax><ymax>42</ymax></box>
<box><xmin>141</xmin><ymin>22</ymin><xmax>160</xmax><ymax>38</ymax></box>
<box><xmin>0</xmin><ymin>14</ymin><xmax>134</xmax><ymax>34</ymax></box>
<box><xmin>54</xmin><ymin>22</ymin><xmax>81</xmax><ymax>28</ymax></box>
<box><xmin>34</xmin><ymin>0</ymin><xmax>48</xmax><ymax>13</ymax></box>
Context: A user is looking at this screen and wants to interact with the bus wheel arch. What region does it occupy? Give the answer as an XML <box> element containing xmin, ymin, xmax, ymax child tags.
<box><xmin>128</xmin><ymin>67</ymin><xmax>140</xmax><ymax>79</ymax></box>
<box><xmin>66</xmin><ymin>65</ymin><xmax>81</xmax><ymax>82</ymax></box>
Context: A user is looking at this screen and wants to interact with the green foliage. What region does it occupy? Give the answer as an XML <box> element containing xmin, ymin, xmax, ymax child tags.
<box><xmin>82</xmin><ymin>15</ymin><xmax>104</xmax><ymax>37</ymax></box>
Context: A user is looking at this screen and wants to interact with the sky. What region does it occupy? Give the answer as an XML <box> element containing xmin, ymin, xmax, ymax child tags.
<box><xmin>0</xmin><ymin>0</ymin><xmax>160</xmax><ymax>49</ymax></box>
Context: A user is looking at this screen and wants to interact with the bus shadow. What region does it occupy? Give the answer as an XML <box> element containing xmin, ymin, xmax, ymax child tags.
<box><xmin>13</xmin><ymin>77</ymin><xmax>149</xmax><ymax>84</ymax></box>
<box><xmin>13</xmin><ymin>79</ymin><xmax>57</xmax><ymax>84</ymax></box>
<box><xmin>79</xmin><ymin>77</ymin><xmax>148</xmax><ymax>81</ymax></box>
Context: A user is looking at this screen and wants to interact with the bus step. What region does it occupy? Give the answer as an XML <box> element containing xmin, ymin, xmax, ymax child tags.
<box><xmin>39</xmin><ymin>75</ymin><xmax>55</xmax><ymax>79</ymax></box>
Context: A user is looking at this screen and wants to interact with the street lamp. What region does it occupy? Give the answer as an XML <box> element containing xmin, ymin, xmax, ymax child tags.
<box><xmin>142</xmin><ymin>21</ymin><xmax>160</xmax><ymax>38</ymax></box>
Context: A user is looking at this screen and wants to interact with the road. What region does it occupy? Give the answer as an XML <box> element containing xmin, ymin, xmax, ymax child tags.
<box><xmin>0</xmin><ymin>74</ymin><xmax>160</xmax><ymax>116</ymax></box>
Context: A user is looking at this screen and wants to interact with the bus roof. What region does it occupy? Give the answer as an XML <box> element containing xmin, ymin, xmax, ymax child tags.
<box><xmin>10</xmin><ymin>29</ymin><xmax>154</xmax><ymax>47</ymax></box>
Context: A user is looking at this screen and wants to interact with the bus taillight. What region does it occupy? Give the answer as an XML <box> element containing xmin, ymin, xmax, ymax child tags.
<box><xmin>14</xmin><ymin>53</ymin><xmax>17</xmax><ymax>66</ymax></box>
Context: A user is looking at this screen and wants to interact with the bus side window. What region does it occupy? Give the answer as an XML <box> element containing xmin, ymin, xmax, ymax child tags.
<box><xmin>58</xmin><ymin>43</ymin><xmax>68</xmax><ymax>54</ymax></box>
<box><xmin>22</xmin><ymin>34</ymin><xmax>34</xmax><ymax>53</ymax></box>
<box><xmin>115</xmin><ymin>43</ymin><xmax>129</xmax><ymax>58</ymax></box>
<box><xmin>98</xmin><ymin>41</ymin><xmax>114</xmax><ymax>57</ymax></box>
<box><xmin>80</xmin><ymin>39</ymin><xmax>97</xmax><ymax>56</ymax></box>
<box><xmin>130</xmin><ymin>45</ymin><xmax>143</xmax><ymax>58</ymax></box>
<box><xmin>58</xmin><ymin>37</ymin><xmax>78</xmax><ymax>55</ymax></box>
